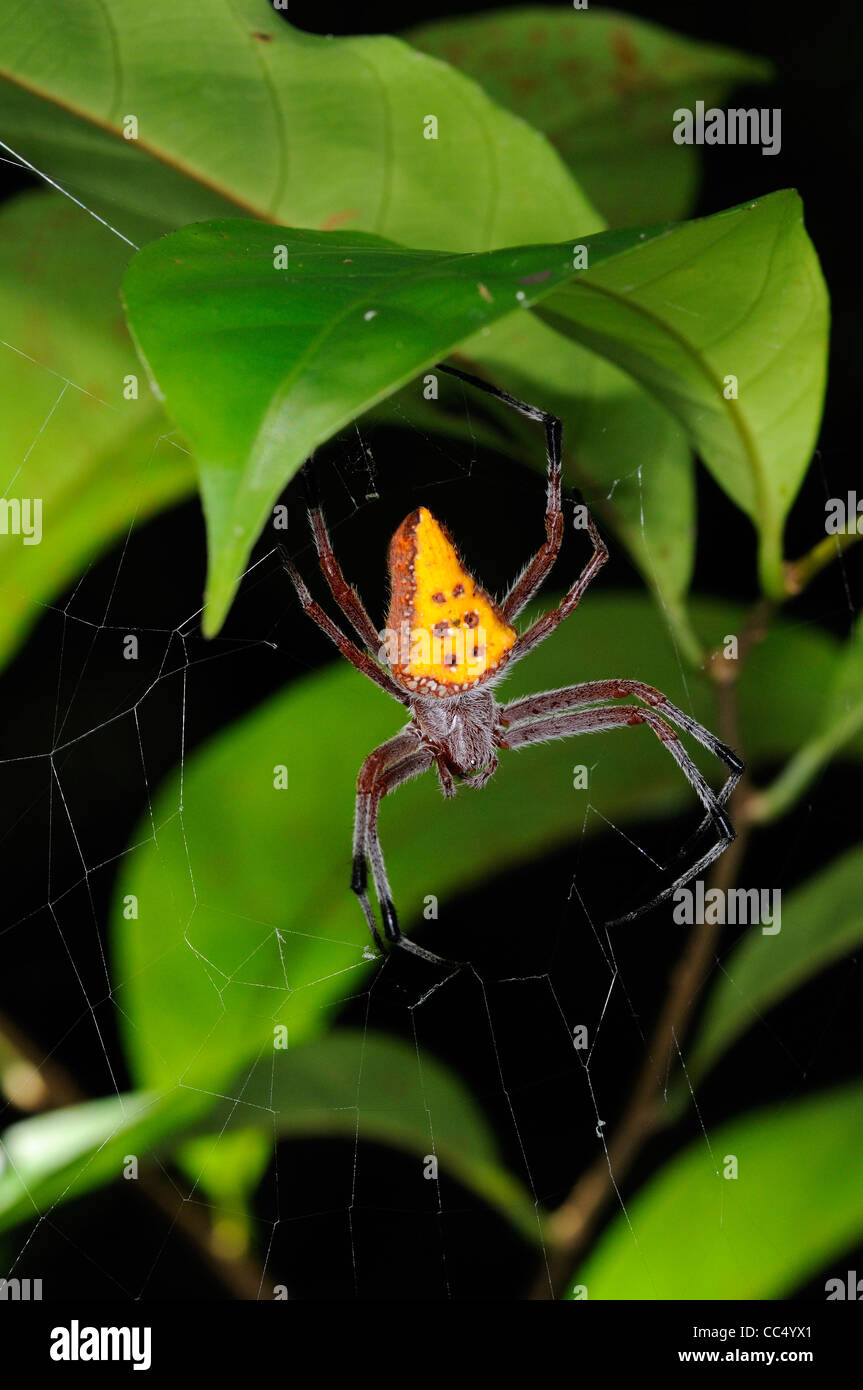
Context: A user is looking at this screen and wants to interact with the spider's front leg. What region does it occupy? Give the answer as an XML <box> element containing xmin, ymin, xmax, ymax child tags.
<box><xmin>352</xmin><ymin>733</ymin><xmax>453</xmax><ymax>965</ymax></box>
<box><xmin>279</xmin><ymin>545</ymin><xmax>408</xmax><ymax>704</ymax></box>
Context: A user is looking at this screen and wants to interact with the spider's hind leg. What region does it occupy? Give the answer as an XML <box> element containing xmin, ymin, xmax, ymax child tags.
<box><xmin>498</xmin><ymin>691</ymin><xmax>743</xmax><ymax>927</ymax></box>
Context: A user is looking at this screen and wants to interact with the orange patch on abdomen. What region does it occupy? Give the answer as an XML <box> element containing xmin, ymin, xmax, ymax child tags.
<box><xmin>385</xmin><ymin>507</ymin><xmax>515</xmax><ymax>696</ymax></box>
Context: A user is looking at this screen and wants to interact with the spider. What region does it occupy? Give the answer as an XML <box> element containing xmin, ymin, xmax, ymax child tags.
<box><xmin>281</xmin><ymin>363</ymin><xmax>744</xmax><ymax>965</ymax></box>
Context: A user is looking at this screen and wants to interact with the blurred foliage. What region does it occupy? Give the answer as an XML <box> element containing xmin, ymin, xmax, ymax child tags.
<box><xmin>408</xmin><ymin>7</ymin><xmax>771</xmax><ymax>227</ymax></box>
<box><xmin>0</xmin><ymin>193</ymin><xmax>193</xmax><ymax>664</ymax></box>
<box><xmin>573</xmin><ymin>1084</ymin><xmax>863</xmax><ymax>1299</ymax></box>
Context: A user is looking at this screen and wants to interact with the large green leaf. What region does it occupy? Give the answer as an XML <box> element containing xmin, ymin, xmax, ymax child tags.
<box><xmin>123</xmin><ymin>195</ymin><xmax>825</xmax><ymax>634</ymax></box>
<box><xmin>0</xmin><ymin>192</ymin><xmax>194</xmax><ymax>665</ymax></box>
<box><xmin>0</xmin><ymin>0</ymin><xmax>598</xmax><ymax>251</ymax></box>
<box><xmin>408</xmin><ymin>7</ymin><xmax>770</xmax><ymax>226</ymax></box>
<box><xmin>112</xmin><ymin>592</ymin><xmax>862</xmax><ymax>1100</ymax></box>
<box><xmin>121</xmin><ymin>219</ymin><xmax>642</xmax><ymax>634</ymax></box>
<box><xmin>573</xmin><ymin>1084</ymin><xmax>863</xmax><ymax>1299</ymax></box>
<box><xmin>0</xmin><ymin>1031</ymin><xmax>538</xmax><ymax>1242</ymax></box>
<box><xmin>537</xmin><ymin>190</ymin><xmax>829</xmax><ymax>597</ymax></box>
<box><xmin>0</xmin><ymin>0</ymin><xmax>604</xmax><ymax>669</ymax></box>
<box><xmin>683</xmin><ymin>845</ymin><xmax>863</xmax><ymax>1094</ymax></box>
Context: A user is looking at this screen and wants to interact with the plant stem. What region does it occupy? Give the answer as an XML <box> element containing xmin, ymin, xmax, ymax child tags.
<box><xmin>0</xmin><ymin>1012</ymin><xmax>271</xmax><ymax>1300</ymax></box>
<box><xmin>784</xmin><ymin>529</ymin><xmax>863</xmax><ymax>595</ymax></box>
<box><xmin>748</xmin><ymin>701</ymin><xmax>863</xmax><ymax>825</ymax></box>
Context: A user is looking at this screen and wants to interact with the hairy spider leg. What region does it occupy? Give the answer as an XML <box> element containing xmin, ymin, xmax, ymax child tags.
<box><xmin>352</xmin><ymin>735</ymin><xmax>457</xmax><ymax>966</ymax></box>
<box><xmin>298</xmin><ymin>462</ymin><xmax>383</xmax><ymax>656</ymax></box>
<box><xmin>436</xmin><ymin>362</ymin><xmax>566</xmax><ymax>620</ymax></box>
<box><xmin>436</xmin><ymin>362</ymin><xmax>610</xmax><ymax>661</ymax></box>
<box><xmin>501</xmin><ymin>679</ymin><xmax>743</xmax><ymax>808</ymax></box>
<box><xmin>278</xmin><ymin>545</ymin><xmax>408</xmax><ymax>704</ymax></box>
<box><xmin>498</xmin><ymin>695</ymin><xmax>741</xmax><ymax>925</ymax></box>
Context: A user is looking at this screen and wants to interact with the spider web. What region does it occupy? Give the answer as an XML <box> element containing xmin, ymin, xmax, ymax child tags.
<box><xmin>0</xmin><ymin>136</ymin><xmax>860</xmax><ymax>1304</ymax></box>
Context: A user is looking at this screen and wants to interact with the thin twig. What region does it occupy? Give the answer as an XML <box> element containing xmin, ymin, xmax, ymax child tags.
<box><xmin>784</xmin><ymin>529</ymin><xmax>862</xmax><ymax>596</ymax></box>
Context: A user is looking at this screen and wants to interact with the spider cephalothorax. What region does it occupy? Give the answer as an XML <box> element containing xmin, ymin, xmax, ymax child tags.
<box><xmin>282</xmin><ymin>363</ymin><xmax>744</xmax><ymax>965</ymax></box>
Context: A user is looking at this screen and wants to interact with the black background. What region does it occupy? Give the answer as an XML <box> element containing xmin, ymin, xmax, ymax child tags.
<box><xmin>1</xmin><ymin>0</ymin><xmax>861</xmax><ymax>1301</ymax></box>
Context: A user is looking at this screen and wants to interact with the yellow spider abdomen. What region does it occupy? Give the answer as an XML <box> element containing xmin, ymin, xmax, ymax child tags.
<box><xmin>385</xmin><ymin>507</ymin><xmax>516</xmax><ymax>696</ymax></box>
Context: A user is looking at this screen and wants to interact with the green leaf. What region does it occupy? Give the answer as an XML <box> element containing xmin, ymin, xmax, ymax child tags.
<box><xmin>753</xmin><ymin>612</ymin><xmax>863</xmax><ymax>822</ymax></box>
<box><xmin>0</xmin><ymin>0</ymin><xmax>598</xmax><ymax>251</ymax></box>
<box><xmin>0</xmin><ymin>1088</ymin><xmax>208</xmax><ymax>1233</ymax></box>
<box><xmin>408</xmin><ymin>6</ymin><xmax>771</xmax><ymax>226</ymax></box>
<box><xmin>112</xmin><ymin>592</ymin><xmax>862</xmax><ymax>1101</ymax></box>
<box><xmin>536</xmin><ymin>189</ymin><xmax>829</xmax><ymax>597</ymax></box>
<box><xmin>0</xmin><ymin>1032</ymin><xmax>538</xmax><ymax>1243</ymax></box>
<box><xmin>683</xmin><ymin>845</ymin><xmax>863</xmax><ymax>1094</ymax></box>
<box><xmin>0</xmin><ymin>0</ymin><xmax>601</xmax><ymax>667</ymax></box>
<box><xmin>573</xmin><ymin>1084</ymin><xmax>863</xmax><ymax>1299</ymax></box>
<box><xmin>124</xmin><ymin>195</ymin><xmax>825</xmax><ymax>634</ymax></box>
<box><xmin>121</xmin><ymin>219</ymin><xmax>638</xmax><ymax>634</ymax></box>
<box><xmin>0</xmin><ymin>192</ymin><xmax>194</xmax><ymax>666</ymax></box>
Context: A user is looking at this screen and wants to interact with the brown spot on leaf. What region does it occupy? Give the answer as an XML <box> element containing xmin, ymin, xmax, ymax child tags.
<box><xmin>252</xmin><ymin>31</ymin><xmax>273</xmax><ymax>42</ymax></box>
<box><xmin>612</xmin><ymin>27</ymin><xmax>639</xmax><ymax>70</ymax></box>
<box><xmin>320</xmin><ymin>208</ymin><xmax>360</xmax><ymax>231</ymax></box>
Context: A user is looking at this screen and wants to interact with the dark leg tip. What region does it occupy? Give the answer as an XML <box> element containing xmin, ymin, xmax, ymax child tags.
<box><xmin>382</xmin><ymin>898</ymin><xmax>400</xmax><ymax>942</ymax></box>
<box><xmin>351</xmin><ymin>854</ymin><xmax>367</xmax><ymax>895</ymax></box>
<box><xmin>723</xmin><ymin>745</ymin><xmax>746</xmax><ymax>776</ymax></box>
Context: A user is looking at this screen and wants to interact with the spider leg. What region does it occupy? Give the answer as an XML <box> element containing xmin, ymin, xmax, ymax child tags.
<box><xmin>509</xmin><ymin>515</ymin><xmax>608</xmax><ymax>663</ymax></box>
<box><xmin>352</xmin><ymin>735</ymin><xmax>454</xmax><ymax>965</ymax></box>
<box><xmin>497</xmin><ymin>703</ymin><xmax>738</xmax><ymax>925</ymax></box>
<box><xmin>351</xmin><ymin>732</ymin><xmax>419</xmax><ymax>952</ymax></box>
<box><xmin>279</xmin><ymin>545</ymin><xmax>409</xmax><ymax>704</ymax></box>
<box><xmin>500</xmin><ymin>679</ymin><xmax>743</xmax><ymax>812</ymax></box>
<box><xmin>436</xmin><ymin>362</ymin><xmax>566</xmax><ymax>619</ymax></box>
<box><xmin>299</xmin><ymin>462</ymin><xmax>383</xmax><ymax>656</ymax></box>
